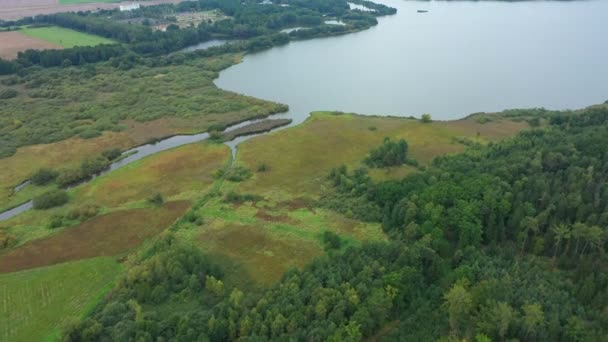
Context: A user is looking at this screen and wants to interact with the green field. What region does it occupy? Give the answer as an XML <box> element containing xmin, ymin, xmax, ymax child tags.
<box><xmin>59</xmin><ymin>0</ymin><xmax>120</xmax><ymax>6</ymax></box>
<box><xmin>0</xmin><ymin>257</ymin><xmax>121</xmax><ymax>342</ymax></box>
<box><xmin>19</xmin><ymin>26</ymin><xmax>116</xmax><ymax>48</ymax></box>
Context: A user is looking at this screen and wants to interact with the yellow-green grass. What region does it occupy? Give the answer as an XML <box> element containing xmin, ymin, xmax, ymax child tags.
<box><xmin>20</xmin><ymin>26</ymin><xmax>116</xmax><ymax>48</ymax></box>
<box><xmin>0</xmin><ymin>132</ymin><xmax>134</xmax><ymax>212</ymax></box>
<box><xmin>192</xmin><ymin>196</ymin><xmax>385</xmax><ymax>287</ymax></box>
<box><xmin>0</xmin><ymin>201</ymin><xmax>189</xmax><ymax>273</ymax></box>
<box><xmin>74</xmin><ymin>142</ymin><xmax>230</xmax><ymax>208</ymax></box>
<box><xmin>0</xmin><ymin>257</ymin><xmax>121</xmax><ymax>342</ymax></box>
<box><xmin>236</xmin><ymin>112</ymin><xmax>527</xmax><ymax>197</ymax></box>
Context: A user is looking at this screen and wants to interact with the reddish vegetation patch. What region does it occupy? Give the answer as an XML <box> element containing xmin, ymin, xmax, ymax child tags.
<box><xmin>0</xmin><ymin>201</ymin><xmax>190</xmax><ymax>273</ymax></box>
<box><xmin>0</xmin><ymin>31</ymin><xmax>63</xmax><ymax>60</ymax></box>
<box><xmin>279</xmin><ymin>198</ymin><xmax>317</xmax><ymax>212</ymax></box>
<box><xmin>255</xmin><ymin>209</ymin><xmax>291</xmax><ymax>223</ymax></box>
<box><xmin>199</xmin><ymin>224</ymin><xmax>321</xmax><ymax>285</ymax></box>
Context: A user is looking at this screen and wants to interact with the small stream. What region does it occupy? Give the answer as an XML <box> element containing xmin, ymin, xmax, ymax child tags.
<box><xmin>0</xmin><ymin>114</ymin><xmax>295</xmax><ymax>222</ymax></box>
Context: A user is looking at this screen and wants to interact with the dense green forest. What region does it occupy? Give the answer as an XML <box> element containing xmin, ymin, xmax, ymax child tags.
<box><xmin>63</xmin><ymin>107</ymin><xmax>608</xmax><ymax>341</ymax></box>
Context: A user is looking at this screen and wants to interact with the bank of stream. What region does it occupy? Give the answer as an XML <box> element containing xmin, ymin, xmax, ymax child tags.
<box><xmin>0</xmin><ymin>117</ymin><xmax>292</xmax><ymax>222</ymax></box>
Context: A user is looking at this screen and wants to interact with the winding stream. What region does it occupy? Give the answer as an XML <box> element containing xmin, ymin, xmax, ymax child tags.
<box><xmin>0</xmin><ymin>116</ymin><xmax>283</xmax><ymax>222</ymax></box>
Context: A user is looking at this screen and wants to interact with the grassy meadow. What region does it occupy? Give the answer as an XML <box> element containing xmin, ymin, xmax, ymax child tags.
<box><xmin>20</xmin><ymin>26</ymin><xmax>116</xmax><ymax>48</ymax></box>
<box><xmin>0</xmin><ymin>257</ymin><xmax>121</xmax><ymax>342</ymax></box>
<box><xmin>236</xmin><ymin>111</ymin><xmax>527</xmax><ymax>197</ymax></box>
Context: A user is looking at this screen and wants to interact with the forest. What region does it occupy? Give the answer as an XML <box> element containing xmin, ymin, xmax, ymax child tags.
<box><xmin>62</xmin><ymin>106</ymin><xmax>608</xmax><ymax>341</ymax></box>
<box><xmin>1</xmin><ymin>1</ymin><xmax>606</xmax><ymax>341</ymax></box>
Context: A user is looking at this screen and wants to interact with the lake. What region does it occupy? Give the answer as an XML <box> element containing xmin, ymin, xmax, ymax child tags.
<box><xmin>216</xmin><ymin>0</ymin><xmax>608</xmax><ymax>123</ymax></box>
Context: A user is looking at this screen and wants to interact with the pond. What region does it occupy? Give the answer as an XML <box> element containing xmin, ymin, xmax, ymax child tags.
<box><xmin>216</xmin><ymin>0</ymin><xmax>608</xmax><ymax>124</ymax></box>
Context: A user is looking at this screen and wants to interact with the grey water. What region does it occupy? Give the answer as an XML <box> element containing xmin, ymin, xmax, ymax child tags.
<box><xmin>216</xmin><ymin>0</ymin><xmax>608</xmax><ymax>125</ymax></box>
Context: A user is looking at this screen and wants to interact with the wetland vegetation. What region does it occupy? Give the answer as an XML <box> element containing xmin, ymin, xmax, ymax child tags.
<box><xmin>0</xmin><ymin>0</ymin><xmax>607</xmax><ymax>341</ymax></box>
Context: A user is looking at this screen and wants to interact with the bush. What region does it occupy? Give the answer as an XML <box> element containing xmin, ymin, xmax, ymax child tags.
<box><xmin>79</xmin><ymin>129</ymin><xmax>102</xmax><ymax>139</ymax></box>
<box><xmin>368</xmin><ymin>126</ymin><xmax>377</xmax><ymax>131</ymax></box>
<box><xmin>31</xmin><ymin>168</ymin><xmax>59</xmax><ymax>185</ymax></box>
<box><xmin>33</xmin><ymin>190</ymin><xmax>69</xmax><ymax>209</ymax></box>
<box><xmin>223</xmin><ymin>191</ymin><xmax>263</xmax><ymax>204</ymax></box>
<box><xmin>148</xmin><ymin>193</ymin><xmax>164</xmax><ymax>206</ymax></box>
<box><xmin>209</xmin><ymin>130</ymin><xmax>224</xmax><ymax>142</ymax></box>
<box><xmin>215</xmin><ymin>166</ymin><xmax>252</xmax><ymax>182</ymax></box>
<box><xmin>527</xmin><ymin>117</ymin><xmax>541</xmax><ymax>127</ymax></box>
<box><xmin>476</xmin><ymin>116</ymin><xmax>492</xmax><ymax>124</ymax></box>
<box><xmin>81</xmin><ymin>156</ymin><xmax>109</xmax><ymax>176</ymax></box>
<box><xmin>0</xmin><ymin>88</ymin><xmax>17</xmax><ymax>99</ymax></box>
<box><xmin>322</xmin><ymin>231</ymin><xmax>342</xmax><ymax>251</ymax></box>
<box><xmin>56</xmin><ymin>168</ymin><xmax>84</xmax><ymax>187</ymax></box>
<box><xmin>102</xmin><ymin>148</ymin><xmax>122</xmax><ymax>161</ymax></box>
<box><xmin>421</xmin><ymin>113</ymin><xmax>432</xmax><ymax>123</ymax></box>
<box><xmin>257</xmin><ymin>162</ymin><xmax>269</xmax><ymax>172</ymax></box>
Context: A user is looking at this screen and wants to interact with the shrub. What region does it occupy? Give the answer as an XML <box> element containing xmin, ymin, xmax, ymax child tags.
<box><xmin>0</xmin><ymin>88</ymin><xmax>17</xmax><ymax>99</ymax></box>
<box><xmin>209</xmin><ymin>130</ymin><xmax>224</xmax><ymax>142</ymax></box>
<box><xmin>528</xmin><ymin>117</ymin><xmax>541</xmax><ymax>127</ymax></box>
<box><xmin>257</xmin><ymin>162</ymin><xmax>269</xmax><ymax>172</ymax></box>
<box><xmin>102</xmin><ymin>148</ymin><xmax>122</xmax><ymax>161</ymax></box>
<box><xmin>223</xmin><ymin>191</ymin><xmax>263</xmax><ymax>204</ymax></box>
<box><xmin>31</xmin><ymin>168</ymin><xmax>59</xmax><ymax>185</ymax></box>
<box><xmin>81</xmin><ymin>156</ymin><xmax>109</xmax><ymax>176</ymax></box>
<box><xmin>56</xmin><ymin>168</ymin><xmax>84</xmax><ymax>187</ymax></box>
<box><xmin>67</xmin><ymin>205</ymin><xmax>99</xmax><ymax>221</ymax></box>
<box><xmin>421</xmin><ymin>113</ymin><xmax>432</xmax><ymax>123</ymax></box>
<box><xmin>215</xmin><ymin>166</ymin><xmax>252</xmax><ymax>182</ymax></box>
<box><xmin>322</xmin><ymin>231</ymin><xmax>342</xmax><ymax>251</ymax></box>
<box><xmin>48</xmin><ymin>215</ymin><xmax>64</xmax><ymax>229</ymax></box>
<box><xmin>476</xmin><ymin>116</ymin><xmax>492</xmax><ymax>124</ymax></box>
<box><xmin>33</xmin><ymin>190</ymin><xmax>69</xmax><ymax>209</ymax></box>
<box><xmin>148</xmin><ymin>193</ymin><xmax>164</xmax><ymax>206</ymax></box>
<box><xmin>79</xmin><ymin>129</ymin><xmax>102</xmax><ymax>139</ymax></box>
<box><xmin>368</xmin><ymin>126</ymin><xmax>377</xmax><ymax>131</ymax></box>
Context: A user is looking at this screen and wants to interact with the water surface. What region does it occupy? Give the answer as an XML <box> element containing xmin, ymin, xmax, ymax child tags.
<box><xmin>216</xmin><ymin>0</ymin><xmax>608</xmax><ymax>123</ymax></box>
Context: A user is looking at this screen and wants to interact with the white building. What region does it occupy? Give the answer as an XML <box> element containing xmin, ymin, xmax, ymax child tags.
<box><xmin>119</xmin><ymin>3</ymin><xmax>140</xmax><ymax>11</ymax></box>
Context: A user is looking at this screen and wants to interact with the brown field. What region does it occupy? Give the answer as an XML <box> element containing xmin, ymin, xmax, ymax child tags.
<box><xmin>0</xmin><ymin>31</ymin><xmax>63</xmax><ymax>60</ymax></box>
<box><xmin>0</xmin><ymin>0</ymin><xmax>183</xmax><ymax>20</ymax></box>
<box><xmin>0</xmin><ymin>201</ymin><xmax>189</xmax><ymax>273</ymax></box>
<box><xmin>199</xmin><ymin>223</ymin><xmax>322</xmax><ymax>286</ymax></box>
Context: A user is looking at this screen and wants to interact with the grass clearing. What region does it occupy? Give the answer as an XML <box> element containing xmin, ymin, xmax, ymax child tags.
<box><xmin>236</xmin><ymin>112</ymin><xmax>527</xmax><ymax>196</ymax></box>
<box><xmin>20</xmin><ymin>26</ymin><xmax>116</xmax><ymax>48</ymax></box>
<box><xmin>0</xmin><ymin>257</ymin><xmax>121</xmax><ymax>342</ymax></box>
<box><xmin>75</xmin><ymin>143</ymin><xmax>230</xmax><ymax>207</ymax></box>
<box><xmin>191</xmin><ymin>196</ymin><xmax>384</xmax><ymax>286</ymax></box>
<box><xmin>0</xmin><ymin>201</ymin><xmax>189</xmax><ymax>273</ymax></box>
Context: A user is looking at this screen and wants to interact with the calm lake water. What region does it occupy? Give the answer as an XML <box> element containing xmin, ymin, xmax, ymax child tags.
<box><xmin>216</xmin><ymin>0</ymin><xmax>608</xmax><ymax>123</ymax></box>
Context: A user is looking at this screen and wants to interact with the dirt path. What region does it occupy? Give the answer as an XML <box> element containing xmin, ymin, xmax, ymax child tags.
<box><xmin>0</xmin><ymin>0</ymin><xmax>183</xmax><ymax>21</ymax></box>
